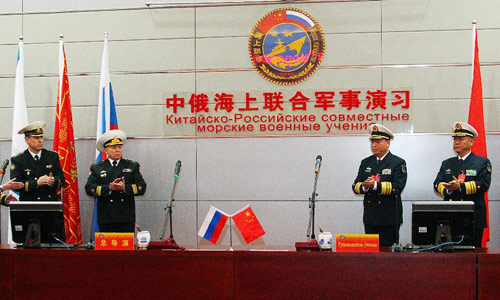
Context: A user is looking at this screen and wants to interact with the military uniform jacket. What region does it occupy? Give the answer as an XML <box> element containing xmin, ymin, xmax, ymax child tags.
<box><xmin>10</xmin><ymin>149</ymin><xmax>65</xmax><ymax>201</ymax></box>
<box><xmin>433</xmin><ymin>152</ymin><xmax>491</xmax><ymax>229</ymax></box>
<box><xmin>352</xmin><ymin>152</ymin><xmax>407</xmax><ymax>226</ymax></box>
<box><xmin>85</xmin><ymin>159</ymin><xmax>146</xmax><ymax>224</ymax></box>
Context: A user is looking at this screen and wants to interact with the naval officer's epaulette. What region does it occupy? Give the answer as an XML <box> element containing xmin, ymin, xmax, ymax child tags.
<box><xmin>91</xmin><ymin>160</ymin><xmax>107</xmax><ymax>167</ymax></box>
<box><xmin>123</xmin><ymin>158</ymin><xmax>138</xmax><ymax>165</ymax></box>
<box><xmin>13</xmin><ymin>152</ymin><xmax>23</xmax><ymax>158</ymax></box>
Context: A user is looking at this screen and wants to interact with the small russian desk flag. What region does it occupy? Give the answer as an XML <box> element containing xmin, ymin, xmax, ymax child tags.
<box><xmin>198</xmin><ymin>206</ymin><xmax>229</xmax><ymax>244</ymax></box>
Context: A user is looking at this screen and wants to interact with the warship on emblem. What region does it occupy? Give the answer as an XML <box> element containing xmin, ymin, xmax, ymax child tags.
<box><xmin>249</xmin><ymin>8</ymin><xmax>325</xmax><ymax>85</ymax></box>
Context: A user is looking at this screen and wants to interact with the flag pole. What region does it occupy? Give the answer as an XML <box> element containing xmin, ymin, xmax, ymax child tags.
<box><xmin>471</xmin><ymin>20</ymin><xmax>476</xmax><ymax>81</ymax></box>
<box><xmin>229</xmin><ymin>216</ymin><xmax>233</xmax><ymax>251</ymax></box>
<box><xmin>58</xmin><ymin>34</ymin><xmax>64</xmax><ymax>204</ymax></box>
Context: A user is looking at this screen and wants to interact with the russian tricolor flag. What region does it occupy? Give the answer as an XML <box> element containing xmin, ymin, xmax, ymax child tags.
<box><xmin>198</xmin><ymin>206</ymin><xmax>229</xmax><ymax>244</ymax></box>
<box><xmin>92</xmin><ymin>32</ymin><xmax>118</xmax><ymax>237</ymax></box>
<box><xmin>95</xmin><ymin>32</ymin><xmax>118</xmax><ymax>162</ymax></box>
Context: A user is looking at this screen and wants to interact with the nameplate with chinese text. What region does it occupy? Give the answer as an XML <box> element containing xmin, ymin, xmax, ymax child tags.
<box><xmin>95</xmin><ymin>232</ymin><xmax>134</xmax><ymax>250</ymax></box>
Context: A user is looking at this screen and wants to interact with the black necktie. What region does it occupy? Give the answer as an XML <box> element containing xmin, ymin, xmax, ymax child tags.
<box><xmin>112</xmin><ymin>161</ymin><xmax>117</xmax><ymax>167</ymax></box>
<box><xmin>34</xmin><ymin>155</ymin><xmax>39</xmax><ymax>162</ymax></box>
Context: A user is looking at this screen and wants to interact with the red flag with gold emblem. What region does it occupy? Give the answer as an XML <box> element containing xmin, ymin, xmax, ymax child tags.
<box><xmin>53</xmin><ymin>36</ymin><xmax>82</xmax><ymax>244</ymax></box>
<box><xmin>468</xmin><ymin>23</ymin><xmax>489</xmax><ymax>247</ymax></box>
<box><xmin>231</xmin><ymin>205</ymin><xmax>265</xmax><ymax>244</ymax></box>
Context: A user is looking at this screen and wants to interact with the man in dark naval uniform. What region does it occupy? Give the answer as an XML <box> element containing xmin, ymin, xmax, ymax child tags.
<box><xmin>10</xmin><ymin>121</ymin><xmax>65</xmax><ymax>201</ymax></box>
<box><xmin>352</xmin><ymin>124</ymin><xmax>407</xmax><ymax>246</ymax></box>
<box><xmin>85</xmin><ymin>129</ymin><xmax>147</xmax><ymax>232</ymax></box>
<box><xmin>434</xmin><ymin>122</ymin><xmax>491</xmax><ymax>247</ymax></box>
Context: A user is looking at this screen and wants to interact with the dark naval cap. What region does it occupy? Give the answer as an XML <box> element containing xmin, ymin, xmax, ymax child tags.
<box><xmin>18</xmin><ymin>121</ymin><xmax>46</xmax><ymax>137</ymax></box>
<box><xmin>369</xmin><ymin>124</ymin><xmax>394</xmax><ymax>140</ymax></box>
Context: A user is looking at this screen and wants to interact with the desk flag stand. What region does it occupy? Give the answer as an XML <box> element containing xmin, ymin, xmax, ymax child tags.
<box><xmin>148</xmin><ymin>160</ymin><xmax>185</xmax><ymax>250</ymax></box>
<box><xmin>295</xmin><ymin>155</ymin><xmax>322</xmax><ymax>251</ymax></box>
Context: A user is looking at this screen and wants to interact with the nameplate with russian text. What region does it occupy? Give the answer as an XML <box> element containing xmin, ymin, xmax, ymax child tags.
<box><xmin>336</xmin><ymin>234</ymin><xmax>379</xmax><ymax>252</ymax></box>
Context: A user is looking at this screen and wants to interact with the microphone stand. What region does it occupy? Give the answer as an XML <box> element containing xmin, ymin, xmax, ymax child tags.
<box><xmin>0</xmin><ymin>159</ymin><xmax>9</xmax><ymax>185</ymax></box>
<box><xmin>295</xmin><ymin>156</ymin><xmax>321</xmax><ymax>251</ymax></box>
<box><xmin>308</xmin><ymin>170</ymin><xmax>320</xmax><ymax>240</ymax></box>
<box><xmin>0</xmin><ymin>171</ymin><xmax>5</xmax><ymax>186</ymax></box>
<box><xmin>148</xmin><ymin>161</ymin><xmax>185</xmax><ymax>250</ymax></box>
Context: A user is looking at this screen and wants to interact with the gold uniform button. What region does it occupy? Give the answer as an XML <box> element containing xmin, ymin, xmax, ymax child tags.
<box><xmin>35</xmin><ymin>177</ymin><xmax>38</xmax><ymax>180</ymax></box>
<box><xmin>367</xmin><ymin>201</ymin><xmax>371</xmax><ymax>204</ymax></box>
<box><xmin>48</xmin><ymin>195</ymin><xmax>51</xmax><ymax>199</ymax></box>
<box><xmin>110</xmin><ymin>200</ymin><xmax>113</xmax><ymax>203</ymax></box>
<box><xmin>121</xmin><ymin>199</ymin><xmax>124</xmax><ymax>202</ymax></box>
<box><xmin>37</xmin><ymin>197</ymin><xmax>41</xmax><ymax>200</ymax></box>
<box><xmin>378</xmin><ymin>201</ymin><xmax>381</xmax><ymax>204</ymax></box>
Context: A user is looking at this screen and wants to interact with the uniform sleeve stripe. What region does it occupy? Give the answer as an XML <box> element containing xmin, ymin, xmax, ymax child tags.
<box><xmin>381</xmin><ymin>182</ymin><xmax>392</xmax><ymax>196</ymax></box>
<box><xmin>465</xmin><ymin>182</ymin><xmax>477</xmax><ymax>195</ymax></box>
<box><xmin>132</xmin><ymin>184</ymin><xmax>138</xmax><ymax>195</ymax></box>
<box><xmin>25</xmin><ymin>182</ymin><xmax>29</xmax><ymax>192</ymax></box>
<box><xmin>97</xmin><ymin>186</ymin><xmax>102</xmax><ymax>197</ymax></box>
<box><xmin>354</xmin><ymin>182</ymin><xmax>362</xmax><ymax>194</ymax></box>
<box><xmin>438</xmin><ymin>182</ymin><xmax>445</xmax><ymax>196</ymax></box>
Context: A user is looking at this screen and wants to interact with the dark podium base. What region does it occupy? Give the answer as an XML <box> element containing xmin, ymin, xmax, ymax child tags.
<box><xmin>295</xmin><ymin>239</ymin><xmax>319</xmax><ymax>252</ymax></box>
<box><xmin>148</xmin><ymin>238</ymin><xmax>185</xmax><ymax>250</ymax></box>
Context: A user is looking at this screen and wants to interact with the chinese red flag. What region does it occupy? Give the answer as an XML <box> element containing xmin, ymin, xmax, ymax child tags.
<box><xmin>468</xmin><ymin>23</ymin><xmax>489</xmax><ymax>247</ymax></box>
<box><xmin>54</xmin><ymin>38</ymin><xmax>82</xmax><ymax>244</ymax></box>
<box><xmin>232</xmin><ymin>205</ymin><xmax>265</xmax><ymax>244</ymax></box>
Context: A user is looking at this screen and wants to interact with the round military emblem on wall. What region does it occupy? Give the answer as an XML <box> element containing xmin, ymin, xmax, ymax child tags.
<box><xmin>249</xmin><ymin>8</ymin><xmax>325</xmax><ymax>85</ymax></box>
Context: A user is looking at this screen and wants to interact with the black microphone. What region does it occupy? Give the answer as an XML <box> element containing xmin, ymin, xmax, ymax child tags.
<box><xmin>174</xmin><ymin>160</ymin><xmax>181</xmax><ymax>179</ymax></box>
<box><xmin>314</xmin><ymin>155</ymin><xmax>322</xmax><ymax>174</ymax></box>
<box><xmin>0</xmin><ymin>159</ymin><xmax>9</xmax><ymax>175</ymax></box>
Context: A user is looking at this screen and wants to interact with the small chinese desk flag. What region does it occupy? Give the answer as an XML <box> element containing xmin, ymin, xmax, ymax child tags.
<box><xmin>232</xmin><ymin>205</ymin><xmax>265</xmax><ymax>244</ymax></box>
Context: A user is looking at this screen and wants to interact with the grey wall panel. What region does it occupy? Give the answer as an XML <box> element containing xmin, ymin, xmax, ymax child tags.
<box><xmin>196</xmin><ymin>33</ymin><xmax>382</xmax><ymax>70</ymax></box>
<box><xmin>383</xmin><ymin>66</ymin><xmax>470</xmax><ymax>101</ymax></box>
<box><xmin>388</xmin><ymin>99</ymin><xmax>469</xmax><ymax>134</ymax></box>
<box><xmin>23</xmin><ymin>8</ymin><xmax>195</xmax><ymax>43</ymax></box>
<box><xmin>487</xmin><ymin>201</ymin><xmax>500</xmax><ymax>246</ymax></box>
<box><xmin>484</xmin><ymin>135</ymin><xmax>500</xmax><ymax>201</ymax></box>
<box><xmin>0</xmin><ymin>45</ymin><xmax>20</xmax><ymax>77</ymax></box>
<box><xmin>23</xmin><ymin>39</ymin><xmax>196</xmax><ymax>75</ymax></box>
<box><xmin>323</xmin><ymin>33</ymin><xmax>381</xmax><ymax>66</ymax></box>
<box><xmin>23</xmin><ymin>0</ymin><xmax>157</xmax><ymax>13</ymax></box>
<box><xmin>136</xmin><ymin>200</ymin><xmax>199</xmax><ymax>246</ymax></box>
<box><xmin>196</xmin><ymin>37</ymin><xmax>251</xmax><ymax>70</ymax></box>
<box><xmin>383</xmin><ymin>31</ymin><xmax>470</xmax><ymax>65</ymax></box>
<box><xmin>484</xmin><ymin>100</ymin><xmax>500</xmax><ymax>132</ymax></box>
<box><xmin>24</xmin><ymin>77</ymin><xmax>58</xmax><ymax>108</ymax></box>
<box><xmin>0</xmin><ymin>78</ymin><xmax>15</xmax><ymax>109</ymax></box>
<box><xmin>0</xmin><ymin>108</ymin><xmax>14</xmax><ymax>139</ymax></box>
<box><xmin>382</xmin><ymin>0</ymin><xmax>500</xmax><ymax>32</ymax></box>
<box><xmin>0</xmin><ymin>1</ymin><xmax>22</xmax><ymax>14</ymax></box>
<box><xmin>195</xmin><ymin>1</ymin><xmax>382</xmax><ymax>38</ymax></box>
<box><xmin>0</xmin><ymin>16</ymin><xmax>22</xmax><ymax>44</ymax></box>
<box><xmin>21</xmin><ymin>73</ymin><xmax>195</xmax><ymax>110</ymax></box>
<box><xmin>194</xmin><ymin>68</ymin><xmax>383</xmax><ymax>91</ymax></box>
